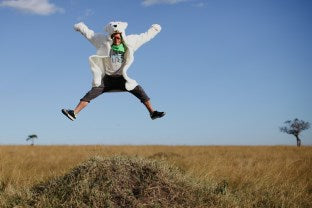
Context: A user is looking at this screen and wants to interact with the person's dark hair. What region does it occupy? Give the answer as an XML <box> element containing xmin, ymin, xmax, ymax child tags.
<box><xmin>111</xmin><ymin>32</ymin><xmax>122</xmax><ymax>39</ymax></box>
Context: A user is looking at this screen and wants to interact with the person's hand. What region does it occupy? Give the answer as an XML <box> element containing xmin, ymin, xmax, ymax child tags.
<box><xmin>152</xmin><ymin>24</ymin><xmax>161</xmax><ymax>32</ymax></box>
<box><xmin>74</xmin><ymin>22</ymin><xmax>85</xmax><ymax>31</ymax></box>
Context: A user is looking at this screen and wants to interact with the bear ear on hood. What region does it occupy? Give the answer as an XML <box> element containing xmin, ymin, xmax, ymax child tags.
<box><xmin>119</xmin><ymin>22</ymin><xmax>128</xmax><ymax>30</ymax></box>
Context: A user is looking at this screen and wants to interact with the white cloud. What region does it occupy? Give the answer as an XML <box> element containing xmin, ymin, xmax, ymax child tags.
<box><xmin>0</xmin><ymin>0</ymin><xmax>64</xmax><ymax>15</ymax></box>
<box><xmin>193</xmin><ymin>2</ymin><xmax>206</xmax><ymax>8</ymax></box>
<box><xmin>142</xmin><ymin>0</ymin><xmax>189</xmax><ymax>6</ymax></box>
<box><xmin>77</xmin><ymin>8</ymin><xmax>94</xmax><ymax>21</ymax></box>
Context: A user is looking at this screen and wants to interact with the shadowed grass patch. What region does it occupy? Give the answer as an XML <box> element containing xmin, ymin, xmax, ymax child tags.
<box><xmin>148</xmin><ymin>152</ymin><xmax>184</xmax><ymax>160</ymax></box>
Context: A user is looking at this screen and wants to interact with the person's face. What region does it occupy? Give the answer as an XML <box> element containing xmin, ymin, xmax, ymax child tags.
<box><xmin>112</xmin><ymin>33</ymin><xmax>122</xmax><ymax>45</ymax></box>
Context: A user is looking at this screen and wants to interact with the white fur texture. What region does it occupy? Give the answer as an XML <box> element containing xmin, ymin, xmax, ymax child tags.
<box><xmin>105</xmin><ymin>21</ymin><xmax>128</xmax><ymax>36</ymax></box>
<box><xmin>75</xmin><ymin>21</ymin><xmax>161</xmax><ymax>90</ymax></box>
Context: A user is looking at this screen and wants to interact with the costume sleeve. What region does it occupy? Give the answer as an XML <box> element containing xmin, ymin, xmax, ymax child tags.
<box><xmin>130</xmin><ymin>24</ymin><xmax>161</xmax><ymax>51</ymax></box>
<box><xmin>74</xmin><ymin>22</ymin><xmax>105</xmax><ymax>48</ymax></box>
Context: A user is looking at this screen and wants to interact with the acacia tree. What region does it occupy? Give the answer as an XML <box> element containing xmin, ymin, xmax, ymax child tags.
<box><xmin>26</xmin><ymin>134</ymin><xmax>38</xmax><ymax>146</ymax></box>
<box><xmin>280</xmin><ymin>118</ymin><xmax>310</xmax><ymax>147</ymax></box>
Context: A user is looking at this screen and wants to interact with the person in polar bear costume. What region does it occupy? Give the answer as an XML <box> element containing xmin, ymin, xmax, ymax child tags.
<box><xmin>62</xmin><ymin>21</ymin><xmax>165</xmax><ymax>121</ymax></box>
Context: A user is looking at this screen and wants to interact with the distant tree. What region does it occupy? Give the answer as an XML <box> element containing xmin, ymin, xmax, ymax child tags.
<box><xmin>26</xmin><ymin>134</ymin><xmax>38</xmax><ymax>146</ymax></box>
<box><xmin>280</xmin><ymin>118</ymin><xmax>310</xmax><ymax>147</ymax></box>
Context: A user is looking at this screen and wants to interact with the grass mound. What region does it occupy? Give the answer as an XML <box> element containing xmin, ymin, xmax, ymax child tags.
<box><xmin>9</xmin><ymin>155</ymin><xmax>228</xmax><ymax>208</ymax></box>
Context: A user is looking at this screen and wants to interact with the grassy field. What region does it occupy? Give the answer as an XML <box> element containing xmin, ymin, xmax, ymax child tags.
<box><xmin>0</xmin><ymin>145</ymin><xmax>311</xmax><ymax>207</ymax></box>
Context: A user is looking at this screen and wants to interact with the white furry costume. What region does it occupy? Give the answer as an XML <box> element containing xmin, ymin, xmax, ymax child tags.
<box><xmin>74</xmin><ymin>21</ymin><xmax>161</xmax><ymax>90</ymax></box>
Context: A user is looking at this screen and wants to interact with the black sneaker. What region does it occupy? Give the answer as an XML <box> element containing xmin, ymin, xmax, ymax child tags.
<box><xmin>150</xmin><ymin>111</ymin><xmax>165</xmax><ymax>120</ymax></box>
<box><xmin>62</xmin><ymin>109</ymin><xmax>76</xmax><ymax>121</ymax></box>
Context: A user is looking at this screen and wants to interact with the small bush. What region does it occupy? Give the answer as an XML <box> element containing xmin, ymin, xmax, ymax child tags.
<box><xmin>7</xmin><ymin>155</ymin><xmax>229</xmax><ymax>208</ymax></box>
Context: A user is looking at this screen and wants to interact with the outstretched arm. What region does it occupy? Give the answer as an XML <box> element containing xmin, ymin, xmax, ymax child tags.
<box><xmin>130</xmin><ymin>24</ymin><xmax>162</xmax><ymax>51</ymax></box>
<box><xmin>74</xmin><ymin>22</ymin><xmax>95</xmax><ymax>40</ymax></box>
<box><xmin>74</xmin><ymin>22</ymin><xmax>105</xmax><ymax>48</ymax></box>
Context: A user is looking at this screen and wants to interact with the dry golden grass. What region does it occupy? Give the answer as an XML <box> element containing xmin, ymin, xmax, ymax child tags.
<box><xmin>0</xmin><ymin>145</ymin><xmax>311</xmax><ymax>207</ymax></box>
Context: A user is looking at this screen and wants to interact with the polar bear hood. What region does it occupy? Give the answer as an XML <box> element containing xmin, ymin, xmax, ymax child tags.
<box><xmin>105</xmin><ymin>21</ymin><xmax>128</xmax><ymax>38</ymax></box>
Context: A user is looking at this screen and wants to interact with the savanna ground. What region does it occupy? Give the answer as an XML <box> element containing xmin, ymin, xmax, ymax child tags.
<box><xmin>0</xmin><ymin>145</ymin><xmax>311</xmax><ymax>207</ymax></box>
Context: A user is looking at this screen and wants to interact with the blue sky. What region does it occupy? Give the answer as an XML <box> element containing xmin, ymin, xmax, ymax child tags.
<box><xmin>0</xmin><ymin>0</ymin><xmax>311</xmax><ymax>145</ymax></box>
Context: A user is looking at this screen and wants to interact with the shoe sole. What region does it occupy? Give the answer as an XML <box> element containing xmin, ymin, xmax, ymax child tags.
<box><xmin>62</xmin><ymin>109</ymin><xmax>75</xmax><ymax>121</ymax></box>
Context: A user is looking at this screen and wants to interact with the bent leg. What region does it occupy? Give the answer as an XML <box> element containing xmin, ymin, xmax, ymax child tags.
<box><xmin>75</xmin><ymin>86</ymin><xmax>105</xmax><ymax>115</ymax></box>
<box><xmin>129</xmin><ymin>85</ymin><xmax>165</xmax><ymax>119</ymax></box>
<box><xmin>74</xmin><ymin>100</ymin><xmax>89</xmax><ymax>115</ymax></box>
<box><xmin>143</xmin><ymin>100</ymin><xmax>154</xmax><ymax>114</ymax></box>
<box><xmin>129</xmin><ymin>85</ymin><xmax>153</xmax><ymax>114</ymax></box>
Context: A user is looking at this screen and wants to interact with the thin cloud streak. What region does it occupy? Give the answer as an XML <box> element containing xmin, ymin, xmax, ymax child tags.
<box><xmin>193</xmin><ymin>2</ymin><xmax>206</xmax><ymax>8</ymax></box>
<box><xmin>77</xmin><ymin>8</ymin><xmax>94</xmax><ymax>21</ymax></box>
<box><xmin>142</xmin><ymin>0</ymin><xmax>189</xmax><ymax>6</ymax></box>
<box><xmin>0</xmin><ymin>0</ymin><xmax>64</xmax><ymax>15</ymax></box>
